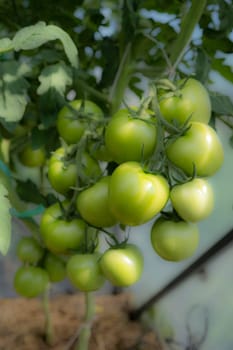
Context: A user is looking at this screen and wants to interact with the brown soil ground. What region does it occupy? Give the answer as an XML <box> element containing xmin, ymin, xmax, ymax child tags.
<box><xmin>0</xmin><ymin>293</ymin><xmax>163</xmax><ymax>350</ymax></box>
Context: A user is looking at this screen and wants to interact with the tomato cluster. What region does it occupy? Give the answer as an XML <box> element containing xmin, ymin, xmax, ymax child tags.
<box><xmin>13</xmin><ymin>78</ymin><xmax>224</xmax><ymax>295</ymax></box>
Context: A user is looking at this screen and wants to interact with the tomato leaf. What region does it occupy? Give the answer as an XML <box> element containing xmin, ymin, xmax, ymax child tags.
<box><xmin>12</xmin><ymin>21</ymin><xmax>79</xmax><ymax>68</ymax></box>
<box><xmin>210</xmin><ymin>93</ymin><xmax>233</xmax><ymax>116</ymax></box>
<box><xmin>0</xmin><ymin>38</ymin><xmax>13</xmax><ymax>53</ymax></box>
<box><xmin>195</xmin><ymin>49</ymin><xmax>211</xmax><ymax>84</ymax></box>
<box><xmin>0</xmin><ymin>61</ymin><xmax>30</xmax><ymax>122</ymax></box>
<box><xmin>0</xmin><ymin>184</ymin><xmax>11</xmax><ymax>255</ymax></box>
<box><xmin>212</xmin><ymin>58</ymin><xmax>233</xmax><ymax>84</ymax></box>
<box><xmin>37</xmin><ymin>62</ymin><xmax>72</xmax><ymax>96</ymax></box>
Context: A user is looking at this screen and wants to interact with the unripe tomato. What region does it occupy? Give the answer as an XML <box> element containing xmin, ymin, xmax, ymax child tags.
<box><xmin>43</xmin><ymin>252</ymin><xmax>66</xmax><ymax>282</ymax></box>
<box><xmin>14</xmin><ymin>266</ymin><xmax>49</xmax><ymax>298</ymax></box>
<box><xmin>108</xmin><ymin>162</ymin><xmax>169</xmax><ymax>226</ymax></box>
<box><xmin>159</xmin><ymin>78</ymin><xmax>211</xmax><ymax>124</ymax></box>
<box><xmin>170</xmin><ymin>178</ymin><xmax>214</xmax><ymax>222</ymax></box>
<box><xmin>40</xmin><ymin>202</ymin><xmax>86</xmax><ymax>254</ymax></box>
<box><xmin>151</xmin><ymin>217</ymin><xmax>199</xmax><ymax>261</ymax></box>
<box><xmin>166</xmin><ymin>122</ymin><xmax>224</xmax><ymax>176</ymax></box>
<box><xmin>77</xmin><ymin>176</ymin><xmax>118</xmax><ymax>228</ymax></box>
<box><xmin>105</xmin><ymin>107</ymin><xmax>157</xmax><ymax>163</ymax></box>
<box><xmin>57</xmin><ymin>100</ymin><xmax>104</xmax><ymax>144</ymax></box>
<box><xmin>100</xmin><ymin>244</ymin><xmax>144</xmax><ymax>287</ymax></box>
<box><xmin>19</xmin><ymin>144</ymin><xmax>46</xmax><ymax>167</ymax></box>
<box><xmin>16</xmin><ymin>236</ymin><xmax>44</xmax><ymax>264</ymax></box>
<box><xmin>67</xmin><ymin>253</ymin><xmax>105</xmax><ymax>291</ymax></box>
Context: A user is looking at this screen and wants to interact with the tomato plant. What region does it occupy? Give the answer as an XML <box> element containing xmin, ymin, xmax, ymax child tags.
<box><xmin>170</xmin><ymin>178</ymin><xmax>214</xmax><ymax>222</ymax></box>
<box><xmin>151</xmin><ymin>217</ymin><xmax>200</xmax><ymax>261</ymax></box>
<box><xmin>0</xmin><ymin>3</ymin><xmax>231</xmax><ymax>349</ymax></box>
<box><xmin>67</xmin><ymin>253</ymin><xmax>105</xmax><ymax>291</ymax></box>
<box><xmin>159</xmin><ymin>78</ymin><xmax>211</xmax><ymax>125</ymax></box>
<box><xmin>105</xmin><ymin>107</ymin><xmax>157</xmax><ymax>163</ymax></box>
<box><xmin>14</xmin><ymin>266</ymin><xmax>49</xmax><ymax>298</ymax></box>
<box><xmin>108</xmin><ymin>162</ymin><xmax>169</xmax><ymax>226</ymax></box>
<box><xmin>100</xmin><ymin>244</ymin><xmax>144</xmax><ymax>287</ymax></box>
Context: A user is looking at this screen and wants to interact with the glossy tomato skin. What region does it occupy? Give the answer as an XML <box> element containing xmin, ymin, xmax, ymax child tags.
<box><xmin>40</xmin><ymin>202</ymin><xmax>86</xmax><ymax>254</ymax></box>
<box><xmin>100</xmin><ymin>244</ymin><xmax>144</xmax><ymax>287</ymax></box>
<box><xmin>19</xmin><ymin>145</ymin><xmax>46</xmax><ymax>167</ymax></box>
<box><xmin>108</xmin><ymin>162</ymin><xmax>169</xmax><ymax>226</ymax></box>
<box><xmin>170</xmin><ymin>178</ymin><xmax>214</xmax><ymax>222</ymax></box>
<box><xmin>14</xmin><ymin>266</ymin><xmax>49</xmax><ymax>298</ymax></box>
<box><xmin>67</xmin><ymin>253</ymin><xmax>105</xmax><ymax>292</ymax></box>
<box><xmin>166</xmin><ymin>122</ymin><xmax>224</xmax><ymax>176</ymax></box>
<box><xmin>151</xmin><ymin>218</ymin><xmax>199</xmax><ymax>261</ymax></box>
<box><xmin>57</xmin><ymin>100</ymin><xmax>104</xmax><ymax>144</ymax></box>
<box><xmin>16</xmin><ymin>237</ymin><xmax>44</xmax><ymax>264</ymax></box>
<box><xmin>77</xmin><ymin>176</ymin><xmax>118</xmax><ymax>228</ymax></box>
<box><xmin>159</xmin><ymin>78</ymin><xmax>211</xmax><ymax>124</ymax></box>
<box><xmin>43</xmin><ymin>252</ymin><xmax>66</xmax><ymax>282</ymax></box>
<box><xmin>105</xmin><ymin>108</ymin><xmax>157</xmax><ymax>163</ymax></box>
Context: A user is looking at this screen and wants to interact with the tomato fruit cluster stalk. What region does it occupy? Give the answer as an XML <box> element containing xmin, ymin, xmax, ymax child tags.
<box><xmin>11</xmin><ymin>79</ymin><xmax>224</xmax><ymax>349</ymax></box>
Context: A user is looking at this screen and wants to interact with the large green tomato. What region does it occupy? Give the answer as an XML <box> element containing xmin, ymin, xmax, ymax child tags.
<box><xmin>43</xmin><ymin>252</ymin><xmax>66</xmax><ymax>282</ymax></box>
<box><xmin>170</xmin><ymin>178</ymin><xmax>214</xmax><ymax>222</ymax></box>
<box><xmin>14</xmin><ymin>266</ymin><xmax>49</xmax><ymax>298</ymax></box>
<box><xmin>40</xmin><ymin>202</ymin><xmax>86</xmax><ymax>254</ymax></box>
<box><xmin>151</xmin><ymin>217</ymin><xmax>199</xmax><ymax>261</ymax></box>
<box><xmin>67</xmin><ymin>253</ymin><xmax>105</xmax><ymax>291</ymax></box>
<box><xmin>16</xmin><ymin>236</ymin><xmax>44</xmax><ymax>264</ymax></box>
<box><xmin>77</xmin><ymin>176</ymin><xmax>118</xmax><ymax>228</ymax></box>
<box><xmin>105</xmin><ymin>108</ymin><xmax>157</xmax><ymax>163</ymax></box>
<box><xmin>57</xmin><ymin>100</ymin><xmax>104</xmax><ymax>144</ymax></box>
<box><xmin>159</xmin><ymin>78</ymin><xmax>211</xmax><ymax>124</ymax></box>
<box><xmin>166</xmin><ymin>122</ymin><xmax>224</xmax><ymax>176</ymax></box>
<box><xmin>99</xmin><ymin>244</ymin><xmax>144</xmax><ymax>287</ymax></box>
<box><xmin>108</xmin><ymin>162</ymin><xmax>169</xmax><ymax>226</ymax></box>
<box><xmin>48</xmin><ymin>148</ymin><xmax>101</xmax><ymax>194</ymax></box>
<box><xmin>19</xmin><ymin>144</ymin><xmax>46</xmax><ymax>167</ymax></box>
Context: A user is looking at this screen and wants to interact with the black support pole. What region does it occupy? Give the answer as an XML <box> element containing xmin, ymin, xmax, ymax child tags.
<box><xmin>130</xmin><ymin>227</ymin><xmax>233</xmax><ymax>320</ymax></box>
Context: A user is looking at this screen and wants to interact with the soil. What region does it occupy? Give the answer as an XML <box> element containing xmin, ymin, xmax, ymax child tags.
<box><xmin>0</xmin><ymin>293</ymin><xmax>163</xmax><ymax>350</ymax></box>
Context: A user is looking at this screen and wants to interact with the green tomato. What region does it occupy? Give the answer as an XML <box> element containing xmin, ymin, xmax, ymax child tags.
<box><xmin>14</xmin><ymin>266</ymin><xmax>49</xmax><ymax>298</ymax></box>
<box><xmin>40</xmin><ymin>202</ymin><xmax>86</xmax><ymax>254</ymax></box>
<box><xmin>105</xmin><ymin>107</ymin><xmax>157</xmax><ymax>163</ymax></box>
<box><xmin>77</xmin><ymin>176</ymin><xmax>118</xmax><ymax>228</ymax></box>
<box><xmin>48</xmin><ymin>147</ymin><xmax>77</xmax><ymax>194</ymax></box>
<box><xmin>159</xmin><ymin>78</ymin><xmax>211</xmax><ymax>124</ymax></box>
<box><xmin>100</xmin><ymin>244</ymin><xmax>144</xmax><ymax>287</ymax></box>
<box><xmin>48</xmin><ymin>148</ymin><xmax>101</xmax><ymax>194</ymax></box>
<box><xmin>19</xmin><ymin>144</ymin><xmax>46</xmax><ymax>167</ymax></box>
<box><xmin>43</xmin><ymin>252</ymin><xmax>66</xmax><ymax>282</ymax></box>
<box><xmin>67</xmin><ymin>253</ymin><xmax>105</xmax><ymax>291</ymax></box>
<box><xmin>166</xmin><ymin>122</ymin><xmax>224</xmax><ymax>176</ymax></box>
<box><xmin>151</xmin><ymin>217</ymin><xmax>199</xmax><ymax>261</ymax></box>
<box><xmin>57</xmin><ymin>100</ymin><xmax>104</xmax><ymax>144</ymax></box>
<box><xmin>16</xmin><ymin>236</ymin><xmax>44</xmax><ymax>264</ymax></box>
<box><xmin>108</xmin><ymin>162</ymin><xmax>169</xmax><ymax>226</ymax></box>
<box><xmin>170</xmin><ymin>178</ymin><xmax>214</xmax><ymax>222</ymax></box>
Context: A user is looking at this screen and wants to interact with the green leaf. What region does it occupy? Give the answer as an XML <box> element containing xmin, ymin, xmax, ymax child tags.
<box><xmin>37</xmin><ymin>62</ymin><xmax>72</xmax><ymax>96</ymax></box>
<box><xmin>0</xmin><ymin>61</ymin><xmax>29</xmax><ymax>122</ymax></box>
<box><xmin>0</xmin><ymin>184</ymin><xmax>11</xmax><ymax>255</ymax></box>
<box><xmin>16</xmin><ymin>179</ymin><xmax>46</xmax><ymax>205</ymax></box>
<box><xmin>12</xmin><ymin>21</ymin><xmax>79</xmax><ymax>68</ymax></box>
<box><xmin>210</xmin><ymin>92</ymin><xmax>233</xmax><ymax>116</ymax></box>
<box><xmin>195</xmin><ymin>49</ymin><xmax>211</xmax><ymax>83</ymax></box>
<box><xmin>0</xmin><ymin>38</ymin><xmax>13</xmax><ymax>53</ymax></box>
<box><xmin>212</xmin><ymin>58</ymin><xmax>233</xmax><ymax>84</ymax></box>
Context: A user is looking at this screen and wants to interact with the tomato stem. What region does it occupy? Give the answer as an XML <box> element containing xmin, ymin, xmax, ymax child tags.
<box><xmin>75</xmin><ymin>292</ymin><xmax>95</xmax><ymax>350</ymax></box>
<box><xmin>42</xmin><ymin>284</ymin><xmax>54</xmax><ymax>346</ymax></box>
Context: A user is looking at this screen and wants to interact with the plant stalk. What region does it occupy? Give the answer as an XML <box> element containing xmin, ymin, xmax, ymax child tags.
<box><xmin>42</xmin><ymin>285</ymin><xmax>54</xmax><ymax>346</ymax></box>
<box><xmin>75</xmin><ymin>292</ymin><xmax>95</xmax><ymax>350</ymax></box>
